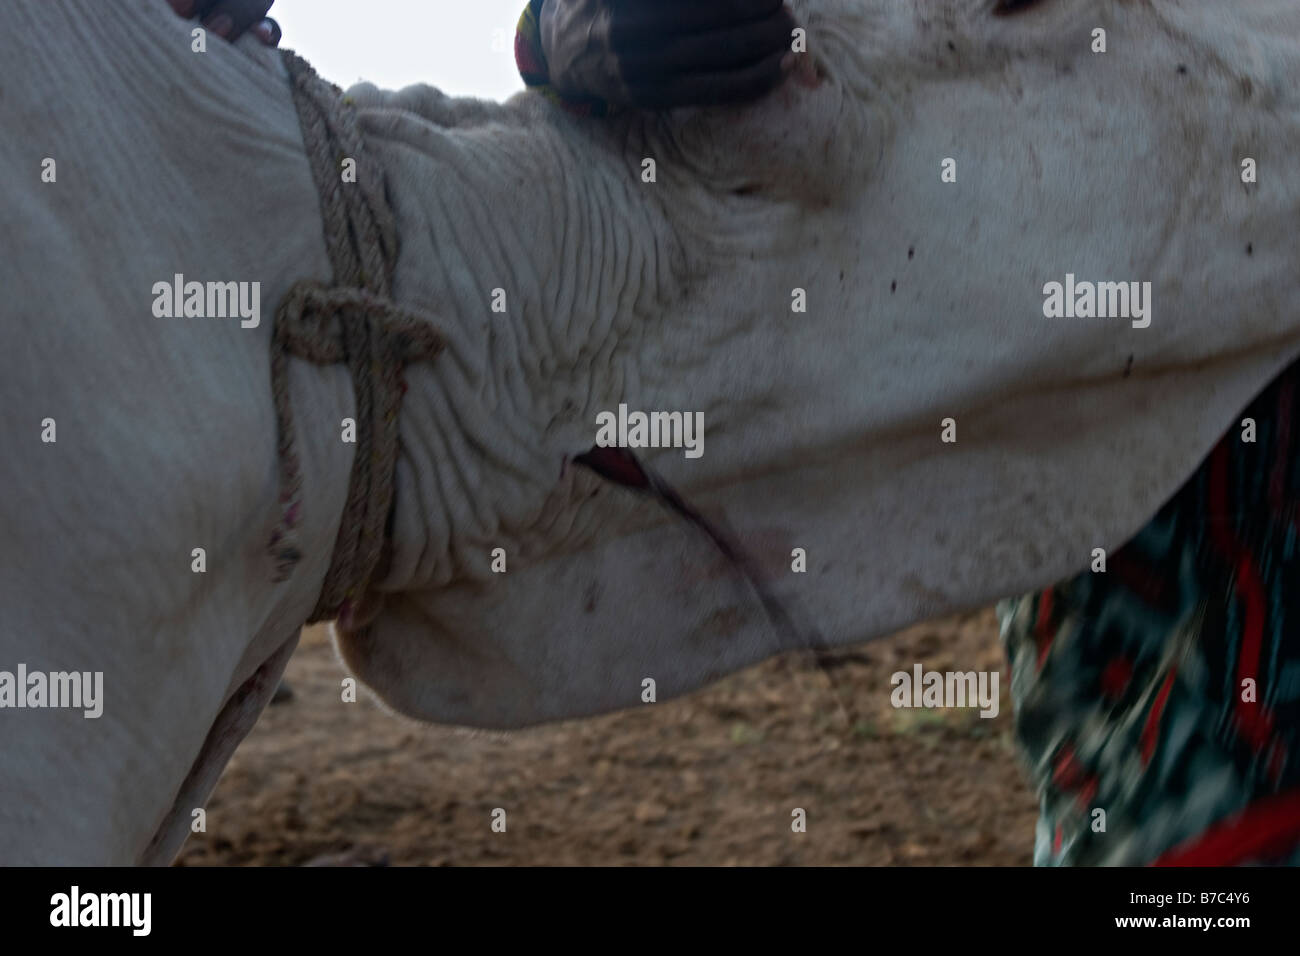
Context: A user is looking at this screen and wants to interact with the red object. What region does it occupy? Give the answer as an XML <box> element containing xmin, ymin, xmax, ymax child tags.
<box><xmin>1206</xmin><ymin>443</ymin><xmax>1277</xmax><ymax>754</ymax></box>
<box><xmin>1100</xmin><ymin>656</ymin><xmax>1133</xmax><ymax>700</ymax></box>
<box><xmin>573</xmin><ymin>446</ymin><xmax>651</xmax><ymax>491</ymax></box>
<box><xmin>1153</xmin><ymin>786</ymin><xmax>1300</xmax><ymax>865</ymax></box>
<box><xmin>1034</xmin><ymin>589</ymin><xmax>1055</xmax><ymax>671</ymax></box>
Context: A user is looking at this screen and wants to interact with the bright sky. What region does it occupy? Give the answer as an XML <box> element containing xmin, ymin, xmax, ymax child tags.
<box><xmin>272</xmin><ymin>0</ymin><xmax>528</xmax><ymax>101</ymax></box>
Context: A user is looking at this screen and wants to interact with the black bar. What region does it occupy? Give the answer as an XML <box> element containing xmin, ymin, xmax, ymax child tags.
<box><xmin>0</xmin><ymin>866</ymin><xmax>1292</xmax><ymax>942</ymax></box>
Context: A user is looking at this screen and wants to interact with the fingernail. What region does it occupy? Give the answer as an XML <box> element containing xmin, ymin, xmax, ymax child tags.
<box><xmin>206</xmin><ymin>14</ymin><xmax>233</xmax><ymax>38</ymax></box>
<box><xmin>253</xmin><ymin>19</ymin><xmax>279</xmax><ymax>46</ymax></box>
<box><xmin>172</xmin><ymin>0</ymin><xmax>196</xmax><ymax>16</ymax></box>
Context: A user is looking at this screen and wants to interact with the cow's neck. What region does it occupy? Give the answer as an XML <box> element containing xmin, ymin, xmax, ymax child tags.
<box><xmin>341</xmin><ymin>89</ymin><xmax>683</xmax><ymax>602</ymax></box>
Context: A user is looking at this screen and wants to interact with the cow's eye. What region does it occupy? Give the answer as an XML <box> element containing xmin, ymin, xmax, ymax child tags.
<box><xmin>992</xmin><ymin>0</ymin><xmax>1046</xmax><ymax>15</ymax></box>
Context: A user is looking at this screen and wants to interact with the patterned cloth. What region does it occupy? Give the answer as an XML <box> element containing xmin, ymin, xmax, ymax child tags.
<box><xmin>1000</xmin><ymin>359</ymin><xmax>1300</xmax><ymax>865</ymax></box>
<box><xmin>515</xmin><ymin>0</ymin><xmax>614</xmax><ymax>117</ymax></box>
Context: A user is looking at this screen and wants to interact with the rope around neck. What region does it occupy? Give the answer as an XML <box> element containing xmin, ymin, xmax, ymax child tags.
<box><xmin>269</xmin><ymin>51</ymin><xmax>445</xmax><ymax>626</ymax></box>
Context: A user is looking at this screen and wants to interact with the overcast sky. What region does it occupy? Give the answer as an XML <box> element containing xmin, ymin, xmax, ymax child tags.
<box><xmin>273</xmin><ymin>0</ymin><xmax>528</xmax><ymax>101</ymax></box>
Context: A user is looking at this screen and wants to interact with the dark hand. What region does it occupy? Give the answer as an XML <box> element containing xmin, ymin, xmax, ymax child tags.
<box><xmin>164</xmin><ymin>0</ymin><xmax>282</xmax><ymax>46</ymax></box>
<box><xmin>541</xmin><ymin>0</ymin><xmax>800</xmax><ymax>109</ymax></box>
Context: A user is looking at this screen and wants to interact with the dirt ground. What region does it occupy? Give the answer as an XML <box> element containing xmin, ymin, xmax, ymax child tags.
<box><xmin>176</xmin><ymin>608</ymin><xmax>1038</xmax><ymax>866</ymax></box>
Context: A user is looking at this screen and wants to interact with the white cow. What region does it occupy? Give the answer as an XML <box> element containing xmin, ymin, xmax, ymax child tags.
<box><xmin>2</xmin><ymin>0</ymin><xmax>1298</xmax><ymax>864</ymax></box>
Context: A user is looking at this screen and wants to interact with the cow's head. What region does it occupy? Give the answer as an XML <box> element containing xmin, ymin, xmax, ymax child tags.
<box><xmin>333</xmin><ymin>0</ymin><xmax>1300</xmax><ymax>728</ymax></box>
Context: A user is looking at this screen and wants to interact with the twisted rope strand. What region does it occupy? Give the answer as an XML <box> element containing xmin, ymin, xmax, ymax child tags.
<box><xmin>270</xmin><ymin>52</ymin><xmax>445</xmax><ymax>626</ymax></box>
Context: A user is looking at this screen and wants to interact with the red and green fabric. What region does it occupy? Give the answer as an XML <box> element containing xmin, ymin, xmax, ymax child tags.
<box><xmin>1001</xmin><ymin>359</ymin><xmax>1300</xmax><ymax>865</ymax></box>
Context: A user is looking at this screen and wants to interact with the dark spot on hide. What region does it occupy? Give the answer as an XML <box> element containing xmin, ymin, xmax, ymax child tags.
<box><xmin>583</xmin><ymin>581</ymin><xmax>600</xmax><ymax>614</ymax></box>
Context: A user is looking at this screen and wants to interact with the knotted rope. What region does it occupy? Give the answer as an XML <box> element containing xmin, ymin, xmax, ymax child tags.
<box><xmin>269</xmin><ymin>51</ymin><xmax>445</xmax><ymax>625</ymax></box>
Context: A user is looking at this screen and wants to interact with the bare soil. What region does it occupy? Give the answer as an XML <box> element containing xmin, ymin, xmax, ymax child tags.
<box><xmin>175</xmin><ymin>608</ymin><xmax>1037</xmax><ymax>866</ymax></box>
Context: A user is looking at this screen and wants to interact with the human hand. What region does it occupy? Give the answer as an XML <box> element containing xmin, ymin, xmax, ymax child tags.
<box><xmin>540</xmin><ymin>0</ymin><xmax>801</xmax><ymax>109</ymax></box>
<box><xmin>164</xmin><ymin>0</ymin><xmax>282</xmax><ymax>46</ymax></box>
